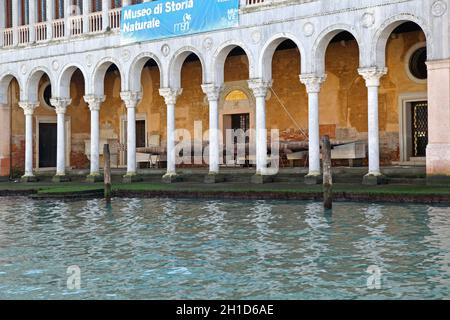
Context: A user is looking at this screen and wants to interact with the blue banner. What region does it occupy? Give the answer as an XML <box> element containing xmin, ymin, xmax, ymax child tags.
<box><xmin>121</xmin><ymin>0</ymin><xmax>240</xmax><ymax>43</ymax></box>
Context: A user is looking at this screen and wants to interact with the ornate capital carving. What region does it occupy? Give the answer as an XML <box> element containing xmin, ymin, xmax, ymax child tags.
<box><xmin>19</xmin><ymin>101</ymin><xmax>39</xmax><ymax>116</ymax></box>
<box><xmin>299</xmin><ymin>74</ymin><xmax>327</xmax><ymax>93</ymax></box>
<box><xmin>84</xmin><ymin>95</ymin><xmax>106</xmax><ymax>112</ymax></box>
<box><xmin>159</xmin><ymin>88</ymin><xmax>183</xmax><ymax>105</ymax></box>
<box><xmin>201</xmin><ymin>84</ymin><xmax>223</xmax><ymax>102</ymax></box>
<box><xmin>120</xmin><ymin>91</ymin><xmax>142</xmax><ymax>109</ymax></box>
<box><xmin>358</xmin><ymin>67</ymin><xmax>388</xmax><ymax>87</ymax></box>
<box><xmin>50</xmin><ymin>97</ymin><xmax>72</xmax><ymax>114</ymax></box>
<box><xmin>248</xmin><ymin>79</ymin><xmax>272</xmax><ymax>98</ymax></box>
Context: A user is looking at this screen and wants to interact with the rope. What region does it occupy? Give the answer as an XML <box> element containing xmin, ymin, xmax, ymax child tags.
<box><xmin>270</xmin><ymin>87</ymin><xmax>308</xmax><ymax>139</ymax></box>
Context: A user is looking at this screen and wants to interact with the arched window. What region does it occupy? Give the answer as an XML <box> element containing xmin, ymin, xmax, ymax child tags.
<box><xmin>92</xmin><ymin>0</ymin><xmax>102</xmax><ymax>12</ymax></box>
<box><xmin>55</xmin><ymin>0</ymin><xmax>64</xmax><ymax>19</ymax></box>
<box><xmin>5</xmin><ymin>0</ymin><xmax>13</xmax><ymax>28</ymax></box>
<box><xmin>37</xmin><ymin>0</ymin><xmax>47</xmax><ymax>22</ymax></box>
<box><xmin>111</xmin><ymin>0</ymin><xmax>122</xmax><ymax>9</ymax></box>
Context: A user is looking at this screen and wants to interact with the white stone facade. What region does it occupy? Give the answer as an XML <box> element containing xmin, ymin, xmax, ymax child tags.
<box><xmin>0</xmin><ymin>0</ymin><xmax>449</xmax><ymax>182</ymax></box>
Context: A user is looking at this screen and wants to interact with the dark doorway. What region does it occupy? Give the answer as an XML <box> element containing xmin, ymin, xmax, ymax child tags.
<box><xmin>411</xmin><ymin>101</ymin><xmax>428</xmax><ymax>157</ymax></box>
<box><xmin>136</xmin><ymin>120</ymin><xmax>146</xmax><ymax>148</ymax></box>
<box><xmin>39</xmin><ymin>123</ymin><xmax>57</xmax><ymax>168</ymax></box>
<box><xmin>231</xmin><ymin>113</ymin><xmax>250</xmax><ymax>143</ymax></box>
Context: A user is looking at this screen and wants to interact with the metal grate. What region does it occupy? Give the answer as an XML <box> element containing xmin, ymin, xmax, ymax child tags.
<box><xmin>412</xmin><ymin>102</ymin><xmax>428</xmax><ymax>157</ymax></box>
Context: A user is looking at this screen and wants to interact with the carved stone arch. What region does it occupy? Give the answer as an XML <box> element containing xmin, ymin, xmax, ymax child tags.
<box><xmin>91</xmin><ymin>57</ymin><xmax>125</xmax><ymax>96</ymax></box>
<box><xmin>57</xmin><ymin>63</ymin><xmax>89</xmax><ymax>98</ymax></box>
<box><xmin>129</xmin><ymin>52</ymin><xmax>164</xmax><ymax>93</ymax></box>
<box><xmin>373</xmin><ymin>13</ymin><xmax>432</xmax><ymax>68</ymax></box>
<box><xmin>168</xmin><ymin>46</ymin><xmax>206</xmax><ymax>89</ymax></box>
<box><xmin>212</xmin><ymin>40</ymin><xmax>255</xmax><ymax>86</ymax></box>
<box><xmin>259</xmin><ymin>33</ymin><xmax>306</xmax><ymax>81</ymax></box>
<box><xmin>311</xmin><ymin>24</ymin><xmax>363</xmax><ymax>75</ymax></box>
<box><xmin>25</xmin><ymin>65</ymin><xmax>55</xmax><ymax>102</ymax></box>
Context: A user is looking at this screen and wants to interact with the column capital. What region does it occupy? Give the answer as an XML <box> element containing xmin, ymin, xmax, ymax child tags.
<box><xmin>19</xmin><ymin>101</ymin><xmax>39</xmax><ymax>115</ymax></box>
<box><xmin>84</xmin><ymin>95</ymin><xmax>106</xmax><ymax>111</ymax></box>
<box><xmin>50</xmin><ymin>98</ymin><xmax>72</xmax><ymax>114</ymax></box>
<box><xmin>120</xmin><ymin>91</ymin><xmax>142</xmax><ymax>109</ymax></box>
<box><xmin>159</xmin><ymin>88</ymin><xmax>183</xmax><ymax>105</ymax></box>
<box><xmin>299</xmin><ymin>74</ymin><xmax>327</xmax><ymax>93</ymax></box>
<box><xmin>248</xmin><ymin>79</ymin><xmax>272</xmax><ymax>98</ymax></box>
<box><xmin>358</xmin><ymin>67</ymin><xmax>388</xmax><ymax>87</ymax></box>
<box><xmin>201</xmin><ymin>84</ymin><xmax>223</xmax><ymax>101</ymax></box>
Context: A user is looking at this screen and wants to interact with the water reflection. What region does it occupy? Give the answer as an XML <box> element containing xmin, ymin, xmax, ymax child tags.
<box><xmin>0</xmin><ymin>197</ymin><xmax>449</xmax><ymax>299</ymax></box>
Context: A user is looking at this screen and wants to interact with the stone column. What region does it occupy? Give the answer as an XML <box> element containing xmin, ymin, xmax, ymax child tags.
<box><xmin>12</xmin><ymin>0</ymin><xmax>18</xmax><ymax>45</ymax></box>
<box><xmin>120</xmin><ymin>91</ymin><xmax>142</xmax><ymax>183</ymax></box>
<box><xmin>50</xmin><ymin>98</ymin><xmax>71</xmax><ymax>182</ymax></box>
<box><xmin>0</xmin><ymin>103</ymin><xmax>10</xmax><ymax>176</ymax></box>
<box><xmin>46</xmin><ymin>0</ymin><xmax>54</xmax><ymax>39</ymax></box>
<box><xmin>19</xmin><ymin>102</ymin><xmax>39</xmax><ymax>182</ymax></box>
<box><xmin>358</xmin><ymin>67</ymin><xmax>387</xmax><ymax>185</ymax></box>
<box><xmin>82</xmin><ymin>0</ymin><xmax>90</xmax><ymax>34</ymax></box>
<box><xmin>102</xmin><ymin>0</ymin><xmax>110</xmax><ymax>31</ymax></box>
<box><xmin>300</xmin><ymin>74</ymin><xmax>326</xmax><ymax>184</ymax></box>
<box><xmin>84</xmin><ymin>95</ymin><xmax>105</xmax><ymax>182</ymax></box>
<box><xmin>426</xmin><ymin>59</ymin><xmax>450</xmax><ymax>184</ymax></box>
<box><xmin>248</xmin><ymin>79</ymin><xmax>272</xmax><ymax>183</ymax></box>
<box><xmin>201</xmin><ymin>84</ymin><xmax>224</xmax><ymax>183</ymax></box>
<box><xmin>159</xmin><ymin>88</ymin><xmax>182</xmax><ymax>183</ymax></box>
<box><xmin>29</xmin><ymin>0</ymin><xmax>36</xmax><ymax>43</ymax></box>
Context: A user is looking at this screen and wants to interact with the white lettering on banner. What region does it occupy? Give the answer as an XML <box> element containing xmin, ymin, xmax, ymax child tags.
<box><xmin>165</xmin><ymin>0</ymin><xmax>194</xmax><ymax>13</ymax></box>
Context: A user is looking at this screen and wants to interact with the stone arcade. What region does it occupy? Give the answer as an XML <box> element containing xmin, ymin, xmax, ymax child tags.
<box><xmin>0</xmin><ymin>0</ymin><xmax>449</xmax><ymax>184</ymax></box>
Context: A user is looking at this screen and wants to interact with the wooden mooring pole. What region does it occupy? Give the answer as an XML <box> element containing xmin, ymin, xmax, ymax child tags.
<box><xmin>104</xmin><ymin>144</ymin><xmax>112</xmax><ymax>202</ymax></box>
<box><xmin>322</xmin><ymin>135</ymin><xmax>333</xmax><ymax>210</ymax></box>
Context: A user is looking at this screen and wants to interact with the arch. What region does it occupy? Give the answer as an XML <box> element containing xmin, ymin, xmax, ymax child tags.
<box><xmin>91</xmin><ymin>57</ymin><xmax>125</xmax><ymax>96</ymax></box>
<box><xmin>0</xmin><ymin>72</ymin><xmax>21</xmax><ymax>104</ymax></box>
<box><xmin>373</xmin><ymin>14</ymin><xmax>432</xmax><ymax>68</ymax></box>
<box><xmin>311</xmin><ymin>24</ymin><xmax>363</xmax><ymax>75</ymax></box>
<box><xmin>168</xmin><ymin>46</ymin><xmax>206</xmax><ymax>89</ymax></box>
<box><xmin>25</xmin><ymin>66</ymin><xmax>54</xmax><ymax>102</ymax></box>
<box><xmin>259</xmin><ymin>33</ymin><xmax>306</xmax><ymax>81</ymax></box>
<box><xmin>128</xmin><ymin>52</ymin><xmax>163</xmax><ymax>92</ymax></box>
<box><xmin>212</xmin><ymin>41</ymin><xmax>255</xmax><ymax>86</ymax></box>
<box><xmin>57</xmin><ymin>63</ymin><xmax>88</xmax><ymax>98</ymax></box>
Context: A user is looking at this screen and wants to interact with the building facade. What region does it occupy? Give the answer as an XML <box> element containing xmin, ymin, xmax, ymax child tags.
<box><xmin>0</xmin><ymin>0</ymin><xmax>449</xmax><ymax>183</ymax></box>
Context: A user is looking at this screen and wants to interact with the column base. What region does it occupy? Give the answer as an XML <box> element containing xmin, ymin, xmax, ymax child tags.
<box><xmin>86</xmin><ymin>174</ymin><xmax>103</xmax><ymax>183</ymax></box>
<box><xmin>251</xmin><ymin>174</ymin><xmax>275</xmax><ymax>184</ymax></box>
<box><xmin>52</xmin><ymin>175</ymin><xmax>71</xmax><ymax>183</ymax></box>
<box><xmin>362</xmin><ymin>173</ymin><xmax>387</xmax><ymax>186</ymax></box>
<box><xmin>204</xmin><ymin>173</ymin><xmax>225</xmax><ymax>184</ymax></box>
<box><xmin>123</xmin><ymin>174</ymin><xmax>143</xmax><ymax>184</ymax></box>
<box><xmin>21</xmin><ymin>175</ymin><xmax>38</xmax><ymax>183</ymax></box>
<box><xmin>162</xmin><ymin>173</ymin><xmax>182</xmax><ymax>184</ymax></box>
<box><xmin>304</xmin><ymin>173</ymin><xmax>322</xmax><ymax>185</ymax></box>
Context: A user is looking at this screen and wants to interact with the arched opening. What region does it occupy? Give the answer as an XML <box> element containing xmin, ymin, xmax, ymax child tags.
<box><xmin>126</xmin><ymin>57</ymin><xmax>164</xmax><ymax>169</ymax></box>
<box><xmin>97</xmin><ymin>63</ymin><xmax>122</xmax><ymax>168</ymax></box>
<box><xmin>59</xmin><ymin>67</ymin><xmax>88</xmax><ymax>170</ymax></box>
<box><xmin>176</xmin><ymin>52</ymin><xmax>205</xmax><ymax>167</ymax></box>
<box><xmin>320</xmin><ymin>31</ymin><xmax>365</xmax><ymax>167</ymax></box>
<box><xmin>0</xmin><ymin>75</ymin><xmax>19</xmax><ymax>177</ymax></box>
<box><xmin>383</xmin><ymin>22</ymin><xmax>428</xmax><ymax>163</ymax></box>
<box><xmin>267</xmin><ymin>39</ymin><xmax>307</xmax><ymax>155</ymax></box>
<box><xmin>219</xmin><ymin>45</ymin><xmax>253</xmax><ymax>161</ymax></box>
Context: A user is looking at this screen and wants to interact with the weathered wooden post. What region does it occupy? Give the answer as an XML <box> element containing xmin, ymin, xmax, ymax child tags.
<box><xmin>104</xmin><ymin>144</ymin><xmax>112</xmax><ymax>202</ymax></box>
<box><xmin>322</xmin><ymin>135</ymin><xmax>333</xmax><ymax>209</ymax></box>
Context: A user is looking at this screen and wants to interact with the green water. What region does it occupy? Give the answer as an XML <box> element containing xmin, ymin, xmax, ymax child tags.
<box><xmin>0</xmin><ymin>197</ymin><xmax>449</xmax><ymax>299</ymax></box>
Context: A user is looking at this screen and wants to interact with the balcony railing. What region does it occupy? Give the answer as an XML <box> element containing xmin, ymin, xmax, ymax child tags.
<box><xmin>109</xmin><ymin>8</ymin><xmax>122</xmax><ymax>30</ymax></box>
<box><xmin>52</xmin><ymin>19</ymin><xmax>65</xmax><ymax>39</ymax></box>
<box><xmin>35</xmin><ymin>22</ymin><xmax>48</xmax><ymax>43</ymax></box>
<box><xmin>1</xmin><ymin>1</ymin><xmax>306</xmax><ymax>48</ymax></box>
<box><xmin>69</xmin><ymin>15</ymin><xmax>83</xmax><ymax>36</ymax></box>
<box><xmin>3</xmin><ymin>28</ymin><xmax>14</xmax><ymax>47</ymax></box>
<box><xmin>18</xmin><ymin>25</ymin><xmax>30</xmax><ymax>45</ymax></box>
<box><xmin>89</xmin><ymin>12</ymin><xmax>103</xmax><ymax>33</ymax></box>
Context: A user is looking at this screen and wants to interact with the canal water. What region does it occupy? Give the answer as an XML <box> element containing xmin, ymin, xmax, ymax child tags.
<box><xmin>0</xmin><ymin>197</ymin><xmax>449</xmax><ymax>299</ymax></box>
